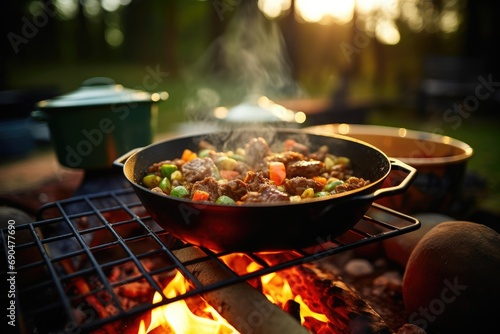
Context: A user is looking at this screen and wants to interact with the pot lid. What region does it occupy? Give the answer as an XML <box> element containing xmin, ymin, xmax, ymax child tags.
<box><xmin>36</xmin><ymin>77</ymin><xmax>168</xmax><ymax>109</ymax></box>
<box><xmin>221</xmin><ymin>96</ymin><xmax>305</xmax><ymax>124</ymax></box>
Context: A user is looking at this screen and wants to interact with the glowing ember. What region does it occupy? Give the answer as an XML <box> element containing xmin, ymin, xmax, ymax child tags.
<box><xmin>260</xmin><ymin>272</ymin><xmax>328</xmax><ymax>324</ymax></box>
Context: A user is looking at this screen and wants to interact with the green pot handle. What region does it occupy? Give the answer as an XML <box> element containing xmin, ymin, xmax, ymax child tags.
<box><xmin>112</xmin><ymin>147</ymin><xmax>143</xmax><ymax>169</ymax></box>
<box><xmin>31</xmin><ymin>109</ymin><xmax>49</xmax><ymax>121</ymax></box>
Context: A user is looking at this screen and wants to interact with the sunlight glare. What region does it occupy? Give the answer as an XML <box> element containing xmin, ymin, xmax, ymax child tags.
<box><xmin>440</xmin><ymin>9</ymin><xmax>460</xmax><ymax>33</ymax></box>
<box><xmin>54</xmin><ymin>0</ymin><xmax>79</xmax><ymax>20</ymax></box>
<box><xmin>401</xmin><ymin>1</ymin><xmax>424</xmax><ymax>32</ymax></box>
<box><xmin>105</xmin><ymin>27</ymin><xmax>124</xmax><ymax>47</ymax></box>
<box><xmin>83</xmin><ymin>0</ymin><xmax>101</xmax><ymax>18</ymax></box>
<box><xmin>375</xmin><ymin>19</ymin><xmax>400</xmax><ymax>45</ymax></box>
<box><xmin>102</xmin><ymin>0</ymin><xmax>121</xmax><ymax>12</ymax></box>
<box><xmin>258</xmin><ymin>0</ymin><xmax>291</xmax><ymax>19</ymax></box>
<box><xmin>295</xmin><ymin>0</ymin><xmax>355</xmax><ymax>25</ymax></box>
<box><xmin>381</xmin><ymin>0</ymin><xmax>401</xmax><ymax>20</ymax></box>
<box><xmin>355</xmin><ymin>0</ymin><xmax>380</xmax><ymax>15</ymax></box>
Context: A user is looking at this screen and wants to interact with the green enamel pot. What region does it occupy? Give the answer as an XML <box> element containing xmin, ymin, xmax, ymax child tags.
<box><xmin>32</xmin><ymin>77</ymin><xmax>168</xmax><ymax>169</ymax></box>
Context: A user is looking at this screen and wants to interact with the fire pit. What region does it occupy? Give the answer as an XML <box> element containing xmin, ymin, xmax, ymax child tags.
<box><xmin>0</xmin><ymin>186</ymin><xmax>419</xmax><ymax>333</ymax></box>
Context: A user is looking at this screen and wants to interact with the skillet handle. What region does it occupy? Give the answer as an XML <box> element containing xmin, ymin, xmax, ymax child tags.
<box><xmin>375</xmin><ymin>158</ymin><xmax>417</xmax><ymax>199</ymax></box>
<box><xmin>364</xmin><ymin>158</ymin><xmax>417</xmax><ymax>201</ymax></box>
<box><xmin>112</xmin><ymin>147</ymin><xmax>143</xmax><ymax>169</ymax></box>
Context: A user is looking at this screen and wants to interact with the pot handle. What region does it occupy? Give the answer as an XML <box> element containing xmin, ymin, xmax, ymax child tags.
<box><xmin>31</xmin><ymin>109</ymin><xmax>49</xmax><ymax>121</ymax></box>
<box><xmin>351</xmin><ymin>158</ymin><xmax>417</xmax><ymax>202</ymax></box>
<box><xmin>112</xmin><ymin>147</ymin><xmax>143</xmax><ymax>169</ymax></box>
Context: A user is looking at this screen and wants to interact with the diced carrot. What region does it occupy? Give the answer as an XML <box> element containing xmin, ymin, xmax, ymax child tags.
<box><xmin>181</xmin><ymin>149</ymin><xmax>197</xmax><ymax>162</ymax></box>
<box><xmin>192</xmin><ymin>190</ymin><xmax>210</xmax><ymax>201</ymax></box>
<box><xmin>243</xmin><ymin>171</ymin><xmax>254</xmax><ymax>183</ymax></box>
<box><xmin>269</xmin><ymin>161</ymin><xmax>286</xmax><ymax>186</ymax></box>
<box><xmin>220</xmin><ymin>170</ymin><xmax>240</xmax><ymax>180</ymax></box>
<box><xmin>313</xmin><ymin>176</ymin><xmax>327</xmax><ymax>185</ymax></box>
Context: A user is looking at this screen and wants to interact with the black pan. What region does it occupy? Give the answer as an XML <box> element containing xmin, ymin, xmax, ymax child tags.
<box><xmin>114</xmin><ymin>128</ymin><xmax>416</xmax><ymax>252</ymax></box>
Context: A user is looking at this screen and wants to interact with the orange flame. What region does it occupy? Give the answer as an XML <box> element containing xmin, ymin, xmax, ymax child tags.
<box><xmin>138</xmin><ymin>254</ymin><xmax>328</xmax><ymax>333</ymax></box>
<box><xmin>138</xmin><ymin>271</ymin><xmax>238</xmax><ymax>334</ymax></box>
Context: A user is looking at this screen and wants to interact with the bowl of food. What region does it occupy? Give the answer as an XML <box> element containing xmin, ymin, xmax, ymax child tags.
<box><xmin>304</xmin><ymin>124</ymin><xmax>473</xmax><ymax>215</ymax></box>
<box><xmin>114</xmin><ymin>128</ymin><xmax>416</xmax><ymax>252</ymax></box>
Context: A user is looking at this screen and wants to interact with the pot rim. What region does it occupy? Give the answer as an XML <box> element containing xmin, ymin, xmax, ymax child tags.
<box><xmin>304</xmin><ymin>123</ymin><xmax>474</xmax><ymax>166</ymax></box>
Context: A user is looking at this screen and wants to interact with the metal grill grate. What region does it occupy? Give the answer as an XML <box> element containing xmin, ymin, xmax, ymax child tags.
<box><xmin>1</xmin><ymin>188</ymin><xmax>419</xmax><ymax>333</ymax></box>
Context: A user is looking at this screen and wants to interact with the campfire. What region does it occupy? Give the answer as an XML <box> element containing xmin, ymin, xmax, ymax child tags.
<box><xmin>132</xmin><ymin>253</ymin><xmax>331</xmax><ymax>334</ymax></box>
<box><xmin>6</xmin><ymin>188</ymin><xmax>419</xmax><ymax>333</ymax></box>
<box><xmin>100</xmin><ymin>249</ymin><xmax>393</xmax><ymax>334</ymax></box>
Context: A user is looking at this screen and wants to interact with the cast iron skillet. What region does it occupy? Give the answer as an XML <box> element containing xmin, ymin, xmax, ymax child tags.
<box><xmin>114</xmin><ymin>128</ymin><xmax>416</xmax><ymax>252</ymax></box>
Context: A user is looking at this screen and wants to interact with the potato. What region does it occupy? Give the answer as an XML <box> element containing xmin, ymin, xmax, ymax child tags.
<box><xmin>383</xmin><ymin>213</ymin><xmax>455</xmax><ymax>267</ymax></box>
<box><xmin>402</xmin><ymin>221</ymin><xmax>500</xmax><ymax>333</ymax></box>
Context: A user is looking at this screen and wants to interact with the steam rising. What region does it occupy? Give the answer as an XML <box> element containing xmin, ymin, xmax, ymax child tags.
<box><xmin>182</xmin><ymin>2</ymin><xmax>304</xmax><ymax>126</ymax></box>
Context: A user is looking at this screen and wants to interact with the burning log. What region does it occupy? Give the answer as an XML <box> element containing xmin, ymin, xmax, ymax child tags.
<box><xmin>174</xmin><ymin>246</ymin><xmax>309</xmax><ymax>334</ymax></box>
<box><xmin>282</xmin><ymin>262</ymin><xmax>395</xmax><ymax>334</ymax></box>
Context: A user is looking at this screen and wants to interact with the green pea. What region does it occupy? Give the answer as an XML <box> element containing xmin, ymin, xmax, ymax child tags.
<box><xmin>217</xmin><ymin>156</ymin><xmax>238</xmax><ymax>170</ymax></box>
<box><xmin>215</xmin><ymin>195</ymin><xmax>236</xmax><ymax>205</ymax></box>
<box><xmin>211</xmin><ymin>165</ymin><xmax>221</xmax><ymax>180</ymax></box>
<box><xmin>337</xmin><ymin>156</ymin><xmax>350</xmax><ymax>166</ymax></box>
<box><xmin>170</xmin><ymin>186</ymin><xmax>189</xmax><ymax>198</ymax></box>
<box><xmin>198</xmin><ymin>149</ymin><xmax>211</xmax><ymax>158</ymax></box>
<box><xmin>324</xmin><ymin>180</ymin><xmax>344</xmax><ymax>192</ymax></box>
<box><xmin>160</xmin><ymin>164</ymin><xmax>177</xmax><ymax>179</ymax></box>
<box><xmin>170</xmin><ymin>170</ymin><xmax>183</xmax><ymax>181</ymax></box>
<box><xmin>229</xmin><ymin>153</ymin><xmax>245</xmax><ymax>162</ymax></box>
<box><xmin>159</xmin><ymin>177</ymin><xmax>171</xmax><ymax>192</ymax></box>
<box><xmin>314</xmin><ymin>191</ymin><xmax>329</xmax><ymax>197</ymax></box>
<box><xmin>142</xmin><ymin>174</ymin><xmax>161</xmax><ymax>189</ymax></box>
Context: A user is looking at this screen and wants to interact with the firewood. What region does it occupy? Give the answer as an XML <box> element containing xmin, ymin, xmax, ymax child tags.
<box><xmin>173</xmin><ymin>246</ymin><xmax>309</xmax><ymax>334</ymax></box>
<box><xmin>282</xmin><ymin>262</ymin><xmax>395</xmax><ymax>334</ymax></box>
<box><xmin>284</xmin><ymin>299</ymin><xmax>301</xmax><ymax>322</ymax></box>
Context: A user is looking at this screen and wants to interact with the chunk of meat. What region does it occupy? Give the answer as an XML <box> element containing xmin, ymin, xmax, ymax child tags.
<box><xmin>245</xmin><ymin>137</ymin><xmax>271</xmax><ymax>169</ymax></box>
<box><xmin>286</xmin><ymin>160</ymin><xmax>325</xmax><ymax>178</ymax></box>
<box><xmin>308</xmin><ymin>145</ymin><xmax>329</xmax><ymax>162</ymax></box>
<box><xmin>219</xmin><ymin>179</ymin><xmax>248</xmax><ymax>201</ymax></box>
<box><xmin>190</xmin><ymin>177</ymin><xmax>220</xmax><ymax>201</ymax></box>
<box><xmin>334</xmin><ymin>177</ymin><xmax>370</xmax><ymax>193</ymax></box>
<box><xmin>182</xmin><ymin>157</ymin><xmax>217</xmax><ymax>182</ymax></box>
<box><xmin>284</xmin><ymin>177</ymin><xmax>324</xmax><ymax>196</ymax></box>
<box><xmin>244</xmin><ymin>171</ymin><xmax>273</xmax><ymax>192</ymax></box>
<box><xmin>241</xmin><ymin>185</ymin><xmax>289</xmax><ymax>203</ymax></box>
<box><xmin>265</xmin><ymin>151</ymin><xmax>305</xmax><ymax>166</ymax></box>
<box><xmin>285</xmin><ymin>140</ymin><xmax>310</xmax><ymax>156</ymax></box>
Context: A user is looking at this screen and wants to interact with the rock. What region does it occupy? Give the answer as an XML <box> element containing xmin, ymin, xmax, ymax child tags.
<box><xmin>396</xmin><ymin>323</ymin><xmax>427</xmax><ymax>334</ymax></box>
<box><xmin>343</xmin><ymin>258</ymin><xmax>374</xmax><ymax>278</ymax></box>
<box><xmin>382</xmin><ymin>213</ymin><xmax>455</xmax><ymax>267</ymax></box>
<box><xmin>402</xmin><ymin>221</ymin><xmax>500</xmax><ymax>333</ymax></box>
<box><xmin>373</xmin><ymin>270</ymin><xmax>402</xmax><ymax>293</ymax></box>
<box><xmin>0</xmin><ymin>206</ymin><xmax>33</xmax><ymax>223</ymax></box>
